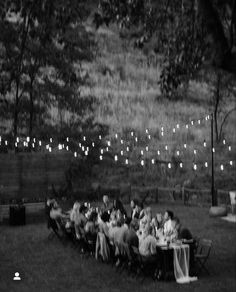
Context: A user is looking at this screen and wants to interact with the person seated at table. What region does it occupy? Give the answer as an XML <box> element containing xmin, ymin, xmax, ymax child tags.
<box><xmin>85</xmin><ymin>210</ymin><xmax>98</xmax><ymax>248</ymax></box>
<box><xmin>123</xmin><ymin>218</ymin><xmax>139</xmax><ymax>248</ymax></box>
<box><xmin>101</xmin><ymin>195</ymin><xmax>113</xmax><ymax>214</ymax></box>
<box><xmin>50</xmin><ymin>200</ymin><xmax>67</xmax><ymax>220</ymax></box>
<box><xmin>69</xmin><ymin>201</ymin><xmax>80</xmax><ymax>223</ymax></box>
<box><xmin>109</xmin><ymin>217</ymin><xmax>127</xmax><ymax>243</ymax></box>
<box><xmin>174</xmin><ymin>217</ymin><xmax>193</xmax><ymax>241</ymax></box>
<box><xmin>139</xmin><ymin>225</ymin><xmax>158</xmax><ymax>257</ymax></box>
<box><xmin>98</xmin><ymin>211</ymin><xmax>110</xmax><ymax>238</ymax></box>
<box><xmin>74</xmin><ymin>204</ymin><xmax>88</xmax><ymax>240</ymax></box>
<box><xmin>130</xmin><ymin>199</ymin><xmax>138</xmax><ymax>219</ymax></box>
<box><xmin>163</xmin><ymin>210</ymin><xmax>176</xmax><ymax>239</ymax></box>
<box><xmin>139</xmin><ymin>207</ymin><xmax>152</xmax><ymax>232</ymax></box>
<box><xmin>113</xmin><ymin>198</ymin><xmax>127</xmax><ymax>217</ymax></box>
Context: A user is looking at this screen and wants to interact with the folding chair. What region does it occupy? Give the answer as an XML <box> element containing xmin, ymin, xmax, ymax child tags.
<box><xmin>195</xmin><ymin>239</ymin><xmax>212</xmax><ymax>275</ymax></box>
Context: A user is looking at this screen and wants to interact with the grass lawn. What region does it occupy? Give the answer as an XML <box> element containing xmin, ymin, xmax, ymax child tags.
<box><xmin>0</xmin><ymin>203</ymin><xmax>235</xmax><ymax>292</ymax></box>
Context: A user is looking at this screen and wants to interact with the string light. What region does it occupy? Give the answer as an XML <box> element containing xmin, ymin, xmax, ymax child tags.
<box><xmin>99</xmin><ymin>135</ymin><xmax>101</xmax><ymax>140</ymax></box>
<box><xmin>173</xmin><ymin>128</ymin><xmax>176</xmax><ymax>133</ymax></box>
<box><xmin>32</xmin><ymin>143</ymin><xmax>35</xmax><ymax>148</ymax></box>
<box><xmin>168</xmin><ymin>163</ymin><xmax>171</xmax><ymax>169</ymax></box>
<box><xmin>157</xmin><ymin>150</ymin><xmax>160</xmax><ymax>155</ymax></box>
<box><xmin>39</xmin><ymin>141</ymin><xmax>41</xmax><ymax>146</ymax></box>
<box><xmin>146</xmin><ymin>129</ymin><xmax>149</xmax><ymax>134</ymax></box>
<box><xmin>176</xmin><ymin>124</ymin><xmax>179</xmax><ymax>129</ymax></box>
<box><xmin>184</xmin><ymin>144</ymin><xmax>187</xmax><ymax>149</ymax></box>
<box><xmin>15</xmin><ymin>142</ymin><xmax>17</xmax><ymax>147</ymax></box>
<box><xmin>125</xmin><ymin>159</ymin><xmax>129</xmax><ymax>164</ymax></box>
<box><xmin>161</xmin><ymin>132</ymin><xmax>164</xmax><ymax>136</ymax></box>
<box><xmin>229</xmin><ymin>161</ymin><xmax>233</xmax><ymax>166</ymax></box>
<box><xmin>16</xmin><ymin>137</ymin><xmax>19</xmax><ymax>143</ymax></box>
<box><xmin>127</xmin><ymin>146</ymin><xmax>129</xmax><ymax>152</ymax></box>
<box><xmin>82</xmin><ymin>146</ymin><xmax>85</xmax><ymax>151</ymax></box>
<box><xmin>176</xmin><ymin>151</ymin><xmax>180</xmax><ymax>156</ymax></box>
<box><xmin>186</xmin><ymin>124</ymin><xmax>189</xmax><ymax>129</ymax></box>
<box><xmin>223</xmin><ymin>139</ymin><xmax>226</xmax><ymax>145</ymax></box>
<box><xmin>121</xmin><ymin>139</ymin><xmax>124</xmax><ymax>144</ymax></box>
<box><xmin>141</xmin><ymin>160</ymin><xmax>144</xmax><ymax>166</ymax></box>
<box><xmin>146</xmin><ymin>146</ymin><xmax>149</xmax><ymax>151</ymax></box>
<box><xmin>180</xmin><ymin>162</ymin><xmax>183</xmax><ymax>168</ymax></box>
<box><xmin>229</xmin><ymin>146</ymin><xmax>231</xmax><ymax>151</ymax></box>
<box><xmin>135</xmin><ymin>137</ymin><xmax>138</xmax><ymax>142</ymax></box>
<box><xmin>115</xmin><ymin>134</ymin><xmax>118</xmax><ymax>139</ymax></box>
<box><xmin>92</xmin><ymin>142</ymin><xmax>95</xmax><ymax>147</ymax></box>
<box><xmin>66</xmin><ymin>137</ymin><xmax>69</xmax><ymax>142</ymax></box>
<box><xmin>74</xmin><ymin>152</ymin><xmax>77</xmax><ymax>157</ymax></box>
<box><xmin>85</xmin><ymin>151</ymin><xmax>88</xmax><ymax>156</ymax></box>
<box><xmin>27</xmin><ymin>137</ymin><xmax>30</xmax><ymax>142</ymax></box>
<box><xmin>107</xmin><ymin>141</ymin><xmax>111</xmax><ymax>146</ymax></box>
<box><xmin>212</xmin><ymin>148</ymin><xmax>215</xmax><ymax>153</ymax></box>
<box><xmin>100</xmin><ymin>149</ymin><xmax>103</xmax><ymax>154</ymax></box>
<box><xmin>141</xmin><ymin>150</ymin><xmax>144</xmax><ymax>155</ymax></box>
<box><xmin>191</xmin><ymin>121</ymin><xmax>194</xmax><ymax>125</ymax></box>
<box><xmin>198</xmin><ymin>120</ymin><xmax>201</xmax><ymax>124</ymax></box>
<box><xmin>58</xmin><ymin>144</ymin><xmax>62</xmax><ymax>150</ymax></box>
<box><xmin>99</xmin><ymin>155</ymin><xmax>103</xmax><ymax>160</ymax></box>
<box><xmin>114</xmin><ymin>155</ymin><xmax>118</xmax><ymax>161</ymax></box>
<box><xmin>161</xmin><ymin>127</ymin><xmax>164</xmax><ymax>132</ymax></box>
<box><xmin>83</xmin><ymin>136</ymin><xmax>86</xmax><ymax>141</ymax></box>
<box><xmin>220</xmin><ymin>164</ymin><xmax>224</xmax><ymax>171</ymax></box>
<box><xmin>165</xmin><ymin>145</ymin><xmax>168</xmax><ymax>151</ymax></box>
<box><xmin>148</xmin><ymin>135</ymin><xmax>151</xmax><ymax>139</ymax></box>
<box><xmin>50</xmin><ymin>138</ymin><xmax>52</xmax><ymax>143</ymax></box>
<box><xmin>193</xmin><ymin>164</ymin><xmax>197</xmax><ymax>170</ymax></box>
<box><xmin>33</xmin><ymin>138</ymin><xmax>36</xmax><ymax>143</ymax></box>
<box><xmin>205</xmin><ymin>162</ymin><xmax>208</xmax><ymax>167</ymax></box>
<box><xmin>49</xmin><ymin>147</ymin><xmax>52</xmax><ymax>152</ymax></box>
<box><xmin>194</xmin><ymin>149</ymin><xmax>197</xmax><ymax>155</ymax></box>
<box><xmin>121</xmin><ymin>150</ymin><xmax>123</xmax><ymax>156</ymax></box>
<box><xmin>151</xmin><ymin>159</ymin><xmax>155</xmax><ymax>164</ymax></box>
<box><xmin>203</xmin><ymin>140</ymin><xmax>206</xmax><ymax>147</ymax></box>
<box><xmin>131</xmin><ymin>132</ymin><xmax>134</xmax><ymax>137</ymax></box>
<box><xmin>106</xmin><ymin>147</ymin><xmax>109</xmax><ymax>152</ymax></box>
<box><xmin>66</xmin><ymin>146</ymin><xmax>69</xmax><ymax>151</ymax></box>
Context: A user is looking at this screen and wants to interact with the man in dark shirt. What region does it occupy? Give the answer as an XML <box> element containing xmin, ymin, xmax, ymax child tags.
<box><xmin>123</xmin><ymin>218</ymin><xmax>139</xmax><ymax>248</ymax></box>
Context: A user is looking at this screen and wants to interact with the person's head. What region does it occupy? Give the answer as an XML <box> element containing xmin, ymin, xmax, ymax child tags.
<box><xmin>130</xmin><ymin>199</ymin><xmax>136</xmax><ymax>209</ymax></box>
<box><xmin>101</xmin><ymin>211</ymin><xmax>110</xmax><ymax>223</ymax></box>
<box><xmin>52</xmin><ymin>200</ymin><xmax>59</xmax><ymax>209</ymax></box>
<box><xmin>164</xmin><ymin>210</ymin><xmax>174</xmax><ymax>221</ymax></box>
<box><xmin>145</xmin><ymin>207</ymin><xmax>152</xmax><ymax>217</ymax></box>
<box><xmin>131</xmin><ymin>218</ymin><xmax>139</xmax><ymax>231</ymax></box>
<box><xmin>73</xmin><ymin>201</ymin><xmax>80</xmax><ymax>211</ymax></box>
<box><xmin>173</xmin><ymin>217</ymin><xmax>181</xmax><ymax>231</ymax></box>
<box><xmin>79</xmin><ymin>204</ymin><xmax>87</xmax><ymax>214</ymax></box>
<box><xmin>103</xmin><ymin>195</ymin><xmax>109</xmax><ymax>205</ymax></box>
<box><xmin>88</xmin><ymin>211</ymin><xmax>98</xmax><ymax>222</ymax></box>
<box><xmin>156</xmin><ymin>213</ymin><xmax>163</xmax><ymax>223</ymax></box>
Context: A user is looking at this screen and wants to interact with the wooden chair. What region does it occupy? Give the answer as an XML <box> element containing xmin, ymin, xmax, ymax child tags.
<box><xmin>195</xmin><ymin>239</ymin><xmax>212</xmax><ymax>275</ymax></box>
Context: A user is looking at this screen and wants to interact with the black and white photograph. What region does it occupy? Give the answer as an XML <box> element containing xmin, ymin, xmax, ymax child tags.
<box><xmin>0</xmin><ymin>1</ymin><xmax>235</xmax><ymax>291</ymax></box>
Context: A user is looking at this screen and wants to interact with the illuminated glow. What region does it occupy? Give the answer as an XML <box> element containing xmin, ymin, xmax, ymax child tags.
<box><xmin>127</xmin><ymin>147</ymin><xmax>129</xmax><ymax>151</ymax></box>
<box><xmin>186</xmin><ymin>124</ymin><xmax>189</xmax><ymax>129</ymax></box>
<box><xmin>66</xmin><ymin>146</ymin><xmax>69</xmax><ymax>151</ymax></box>
<box><xmin>193</xmin><ymin>164</ymin><xmax>197</xmax><ymax>170</ymax></box>
<box><xmin>205</xmin><ymin>162</ymin><xmax>208</xmax><ymax>167</ymax></box>
<box><xmin>16</xmin><ymin>137</ymin><xmax>19</xmax><ymax>143</ymax></box>
<box><xmin>125</xmin><ymin>159</ymin><xmax>129</xmax><ymax>164</ymax></box>
<box><xmin>194</xmin><ymin>149</ymin><xmax>197</xmax><ymax>155</ymax></box>
<box><xmin>212</xmin><ymin>148</ymin><xmax>215</xmax><ymax>153</ymax></box>
<box><xmin>27</xmin><ymin>137</ymin><xmax>30</xmax><ymax>142</ymax></box>
<box><xmin>135</xmin><ymin>137</ymin><xmax>138</xmax><ymax>142</ymax></box>
<box><xmin>100</xmin><ymin>149</ymin><xmax>103</xmax><ymax>154</ymax></box>
<box><xmin>115</xmin><ymin>134</ymin><xmax>118</xmax><ymax>139</ymax></box>
<box><xmin>82</xmin><ymin>146</ymin><xmax>85</xmax><ymax>151</ymax></box>
<box><xmin>100</xmin><ymin>155</ymin><xmax>103</xmax><ymax>160</ymax></box>
<box><xmin>157</xmin><ymin>150</ymin><xmax>160</xmax><ymax>155</ymax></box>
<box><xmin>223</xmin><ymin>139</ymin><xmax>226</xmax><ymax>145</ymax></box>
<box><xmin>176</xmin><ymin>124</ymin><xmax>179</xmax><ymax>129</ymax></box>
<box><xmin>106</xmin><ymin>147</ymin><xmax>109</xmax><ymax>151</ymax></box>
<box><xmin>92</xmin><ymin>142</ymin><xmax>95</xmax><ymax>147</ymax></box>
<box><xmin>220</xmin><ymin>164</ymin><xmax>224</xmax><ymax>171</ymax></box>
<box><xmin>79</xmin><ymin>143</ymin><xmax>81</xmax><ymax>147</ymax></box>
<box><xmin>146</xmin><ymin>129</ymin><xmax>148</xmax><ymax>133</ymax></box>
<box><xmin>161</xmin><ymin>132</ymin><xmax>164</xmax><ymax>136</ymax></box>
<box><xmin>49</xmin><ymin>147</ymin><xmax>52</xmax><ymax>152</ymax></box>
<box><xmin>191</xmin><ymin>121</ymin><xmax>194</xmax><ymax>125</ymax></box>
<box><xmin>198</xmin><ymin>120</ymin><xmax>201</xmax><ymax>124</ymax></box>
<box><xmin>146</xmin><ymin>146</ymin><xmax>148</xmax><ymax>151</ymax></box>
<box><xmin>141</xmin><ymin>150</ymin><xmax>144</xmax><ymax>155</ymax></box>
<box><xmin>177</xmin><ymin>151</ymin><xmax>180</xmax><ymax>156</ymax></box>
<box><xmin>180</xmin><ymin>162</ymin><xmax>183</xmax><ymax>168</ymax></box>
<box><xmin>131</xmin><ymin>132</ymin><xmax>134</xmax><ymax>136</ymax></box>
<box><xmin>114</xmin><ymin>155</ymin><xmax>118</xmax><ymax>161</ymax></box>
<box><xmin>121</xmin><ymin>150</ymin><xmax>123</xmax><ymax>156</ymax></box>
<box><xmin>168</xmin><ymin>163</ymin><xmax>171</xmax><ymax>169</ymax></box>
<box><xmin>83</xmin><ymin>136</ymin><xmax>86</xmax><ymax>141</ymax></box>
<box><xmin>165</xmin><ymin>145</ymin><xmax>168</xmax><ymax>151</ymax></box>
<box><xmin>15</xmin><ymin>142</ymin><xmax>17</xmax><ymax>147</ymax></box>
<box><xmin>148</xmin><ymin>135</ymin><xmax>151</xmax><ymax>139</ymax></box>
<box><xmin>85</xmin><ymin>151</ymin><xmax>88</xmax><ymax>156</ymax></box>
<box><xmin>121</xmin><ymin>140</ymin><xmax>124</xmax><ymax>144</ymax></box>
<box><xmin>173</xmin><ymin>128</ymin><xmax>176</xmax><ymax>133</ymax></box>
<box><xmin>39</xmin><ymin>141</ymin><xmax>42</xmax><ymax>146</ymax></box>
<box><xmin>66</xmin><ymin>137</ymin><xmax>69</xmax><ymax>142</ymax></box>
<box><xmin>161</xmin><ymin>127</ymin><xmax>164</xmax><ymax>131</ymax></box>
<box><xmin>107</xmin><ymin>141</ymin><xmax>111</xmax><ymax>146</ymax></box>
<box><xmin>203</xmin><ymin>141</ymin><xmax>206</xmax><ymax>147</ymax></box>
<box><xmin>151</xmin><ymin>159</ymin><xmax>155</xmax><ymax>164</ymax></box>
<box><xmin>99</xmin><ymin>135</ymin><xmax>101</xmax><ymax>140</ymax></box>
<box><xmin>230</xmin><ymin>161</ymin><xmax>233</xmax><ymax>166</ymax></box>
<box><xmin>141</xmin><ymin>160</ymin><xmax>144</xmax><ymax>166</ymax></box>
<box><xmin>74</xmin><ymin>152</ymin><xmax>77</xmax><ymax>157</ymax></box>
<box><xmin>50</xmin><ymin>138</ymin><xmax>52</xmax><ymax>143</ymax></box>
<box><xmin>32</xmin><ymin>143</ymin><xmax>35</xmax><ymax>148</ymax></box>
<box><xmin>229</xmin><ymin>146</ymin><xmax>231</xmax><ymax>151</ymax></box>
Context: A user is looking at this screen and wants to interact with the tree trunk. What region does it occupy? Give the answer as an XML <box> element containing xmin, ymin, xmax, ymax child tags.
<box><xmin>13</xmin><ymin>81</ymin><xmax>19</xmax><ymax>150</ymax></box>
<box><xmin>29</xmin><ymin>79</ymin><xmax>34</xmax><ymax>151</ymax></box>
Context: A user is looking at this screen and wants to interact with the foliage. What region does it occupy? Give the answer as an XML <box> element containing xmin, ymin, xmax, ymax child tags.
<box><xmin>0</xmin><ymin>0</ymin><xmax>96</xmax><ymax>143</ymax></box>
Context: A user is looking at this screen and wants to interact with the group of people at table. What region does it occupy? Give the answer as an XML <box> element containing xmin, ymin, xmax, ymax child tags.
<box><xmin>47</xmin><ymin>195</ymin><xmax>196</xmax><ymax>282</ymax></box>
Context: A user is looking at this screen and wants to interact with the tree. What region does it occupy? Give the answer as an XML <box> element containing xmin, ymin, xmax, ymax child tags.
<box><xmin>0</xmin><ymin>0</ymin><xmax>96</xmax><ymax>146</ymax></box>
<box><xmin>94</xmin><ymin>0</ymin><xmax>236</xmax><ymax>97</ymax></box>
